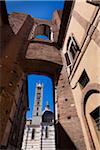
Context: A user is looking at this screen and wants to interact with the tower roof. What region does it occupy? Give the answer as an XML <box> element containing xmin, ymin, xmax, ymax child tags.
<box><xmin>37</xmin><ymin>82</ymin><xmax>42</xmax><ymax>87</ymax></box>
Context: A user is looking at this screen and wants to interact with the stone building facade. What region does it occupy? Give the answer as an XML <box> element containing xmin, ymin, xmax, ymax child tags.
<box><xmin>0</xmin><ymin>0</ymin><xmax>100</xmax><ymax>150</ymax></box>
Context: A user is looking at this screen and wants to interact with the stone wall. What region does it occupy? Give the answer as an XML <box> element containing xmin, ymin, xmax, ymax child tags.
<box><xmin>56</xmin><ymin>53</ymin><xmax>86</xmax><ymax>150</ymax></box>
<box><xmin>0</xmin><ymin>12</ymin><xmax>33</xmax><ymax>147</ymax></box>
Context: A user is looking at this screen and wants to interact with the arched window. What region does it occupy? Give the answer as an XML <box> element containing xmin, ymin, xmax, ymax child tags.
<box><xmin>31</xmin><ymin>129</ymin><xmax>35</xmax><ymax>139</ymax></box>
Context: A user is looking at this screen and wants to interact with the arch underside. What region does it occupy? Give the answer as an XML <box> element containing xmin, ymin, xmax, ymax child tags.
<box><xmin>34</xmin><ymin>24</ymin><xmax>51</xmax><ymax>40</ymax></box>
<box><xmin>18</xmin><ymin>39</ymin><xmax>63</xmax><ymax>83</ymax></box>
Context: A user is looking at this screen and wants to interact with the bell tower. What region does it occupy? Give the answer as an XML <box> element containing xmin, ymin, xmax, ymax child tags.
<box><xmin>32</xmin><ymin>83</ymin><xmax>43</xmax><ymax>125</ymax></box>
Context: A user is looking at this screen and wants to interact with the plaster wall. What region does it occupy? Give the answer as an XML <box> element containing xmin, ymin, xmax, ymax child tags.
<box><xmin>61</xmin><ymin>1</ymin><xmax>100</xmax><ymax>149</ymax></box>
<box><xmin>74</xmin><ymin>0</ymin><xmax>96</xmax><ymax>22</ymax></box>
<box><xmin>68</xmin><ymin>23</ymin><xmax>100</xmax><ymax>150</ymax></box>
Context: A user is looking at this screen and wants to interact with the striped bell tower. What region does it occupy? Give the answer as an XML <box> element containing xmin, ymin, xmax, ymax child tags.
<box><xmin>32</xmin><ymin>83</ymin><xmax>43</xmax><ymax>125</ymax></box>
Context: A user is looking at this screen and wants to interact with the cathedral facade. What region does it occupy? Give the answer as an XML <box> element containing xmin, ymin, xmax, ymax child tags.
<box><xmin>22</xmin><ymin>83</ymin><xmax>55</xmax><ymax>150</ymax></box>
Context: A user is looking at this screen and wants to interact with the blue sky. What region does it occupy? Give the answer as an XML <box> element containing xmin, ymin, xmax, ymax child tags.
<box><xmin>6</xmin><ymin>0</ymin><xmax>64</xmax><ymax>119</ymax></box>
<box><xmin>27</xmin><ymin>74</ymin><xmax>53</xmax><ymax>119</ymax></box>
<box><xmin>6</xmin><ymin>0</ymin><xmax>64</xmax><ymax>20</ymax></box>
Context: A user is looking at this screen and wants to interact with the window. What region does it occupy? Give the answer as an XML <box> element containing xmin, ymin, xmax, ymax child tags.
<box><xmin>36</xmin><ymin>112</ymin><xmax>38</xmax><ymax>116</ymax></box>
<box><xmin>37</xmin><ymin>88</ymin><xmax>41</xmax><ymax>93</ymax></box>
<box><xmin>86</xmin><ymin>0</ymin><xmax>100</xmax><ymax>6</ymax></box>
<box><xmin>65</xmin><ymin>35</ymin><xmax>80</xmax><ymax>74</ymax></box>
<box><xmin>37</xmin><ymin>86</ymin><xmax>41</xmax><ymax>90</ymax></box>
<box><xmin>67</xmin><ymin>35</ymin><xmax>80</xmax><ymax>61</ymax></box>
<box><xmin>37</xmin><ymin>93</ymin><xmax>41</xmax><ymax>99</ymax></box>
<box><xmin>90</xmin><ymin>107</ymin><xmax>100</xmax><ymax>131</ymax></box>
<box><xmin>45</xmin><ymin>126</ymin><xmax>48</xmax><ymax>138</ymax></box>
<box><xmin>31</xmin><ymin>129</ymin><xmax>35</xmax><ymax>139</ymax></box>
<box><xmin>37</xmin><ymin>101</ymin><xmax>39</xmax><ymax>105</ymax></box>
<box><xmin>37</xmin><ymin>92</ymin><xmax>40</xmax><ymax>94</ymax></box>
<box><xmin>65</xmin><ymin>52</ymin><xmax>72</xmax><ymax>66</ymax></box>
<box><xmin>78</xmin><ymin>69</ymin><xmax>90</xmax><ymax>89</ymax></box>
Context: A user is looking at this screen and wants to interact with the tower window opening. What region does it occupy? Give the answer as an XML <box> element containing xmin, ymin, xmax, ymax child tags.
<box><xmin>37</xmin><ymin>86</ymin><xmax>41</xmax><ymax>90</ymax></box>
<box><xmin>37</xmin><ymin>93</ymin><xmax>41</xmax><ymax>99</ymax></box>
<box><xmin>37</xmin><ymin>96</ymin><xmax>40</xmax><ymax>100</ymax></box>
<box><xmin>36</xmin><ymin>112</ymin><xmax>38</xmax><ymax>116</ymax></box>
<box><xmin>37</xmin><ymin>101</ymin><xmax>39</xmax><ymax>105</ymax></box>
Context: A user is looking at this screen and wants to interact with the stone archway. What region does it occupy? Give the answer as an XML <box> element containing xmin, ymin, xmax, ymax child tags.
<box><xmin>28</xmin><ymin>18</ymin><xmax>56</xmax><ymax>42</ymax></box>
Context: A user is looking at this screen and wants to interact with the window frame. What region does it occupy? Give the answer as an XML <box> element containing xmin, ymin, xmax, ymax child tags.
<box><xmin>86</xmin><ymin>0</ymin><xmax>100</xmax><ymax>6</ymax></box>
<box><xmin>65</xmin><ymin>35</ymin><xmax>80</xmax><ymax>75</ymax></box>
<box><xmin>78</xmin><ymin>69</ymin><xmax>90</xmax><ymax>89</ymax></box>
<box><xmin>67</xmin><ymin>35</ymin><xmax>80</xmax><ymax>63</ymax></box>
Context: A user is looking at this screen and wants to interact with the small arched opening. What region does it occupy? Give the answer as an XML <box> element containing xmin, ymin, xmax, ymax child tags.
<box><xmin>33</xmin><ymin>24</ymin><xmax>53</xmax><ymax>41</ymax></box>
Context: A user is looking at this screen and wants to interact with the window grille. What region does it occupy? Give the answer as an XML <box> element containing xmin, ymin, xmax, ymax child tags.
<box><xmin>78</xmin><ymin>69</ymin><xmax>90</xmax><ymax>89</ymax></box>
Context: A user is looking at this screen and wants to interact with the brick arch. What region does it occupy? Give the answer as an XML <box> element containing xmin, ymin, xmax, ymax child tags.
<box><xmin>34</xmin><ymin>24</ymin><xmax>51</xmax><ymax>40</ymax></box>
<box><xmin>81</xmin><ymin>83</ymin><xmax>100</xmax><ymax>150</ymax></box>
<box><xmin>28</xmin><ymin>21</ymin><xmax>54</xmax><ymax>41</ymax></box>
